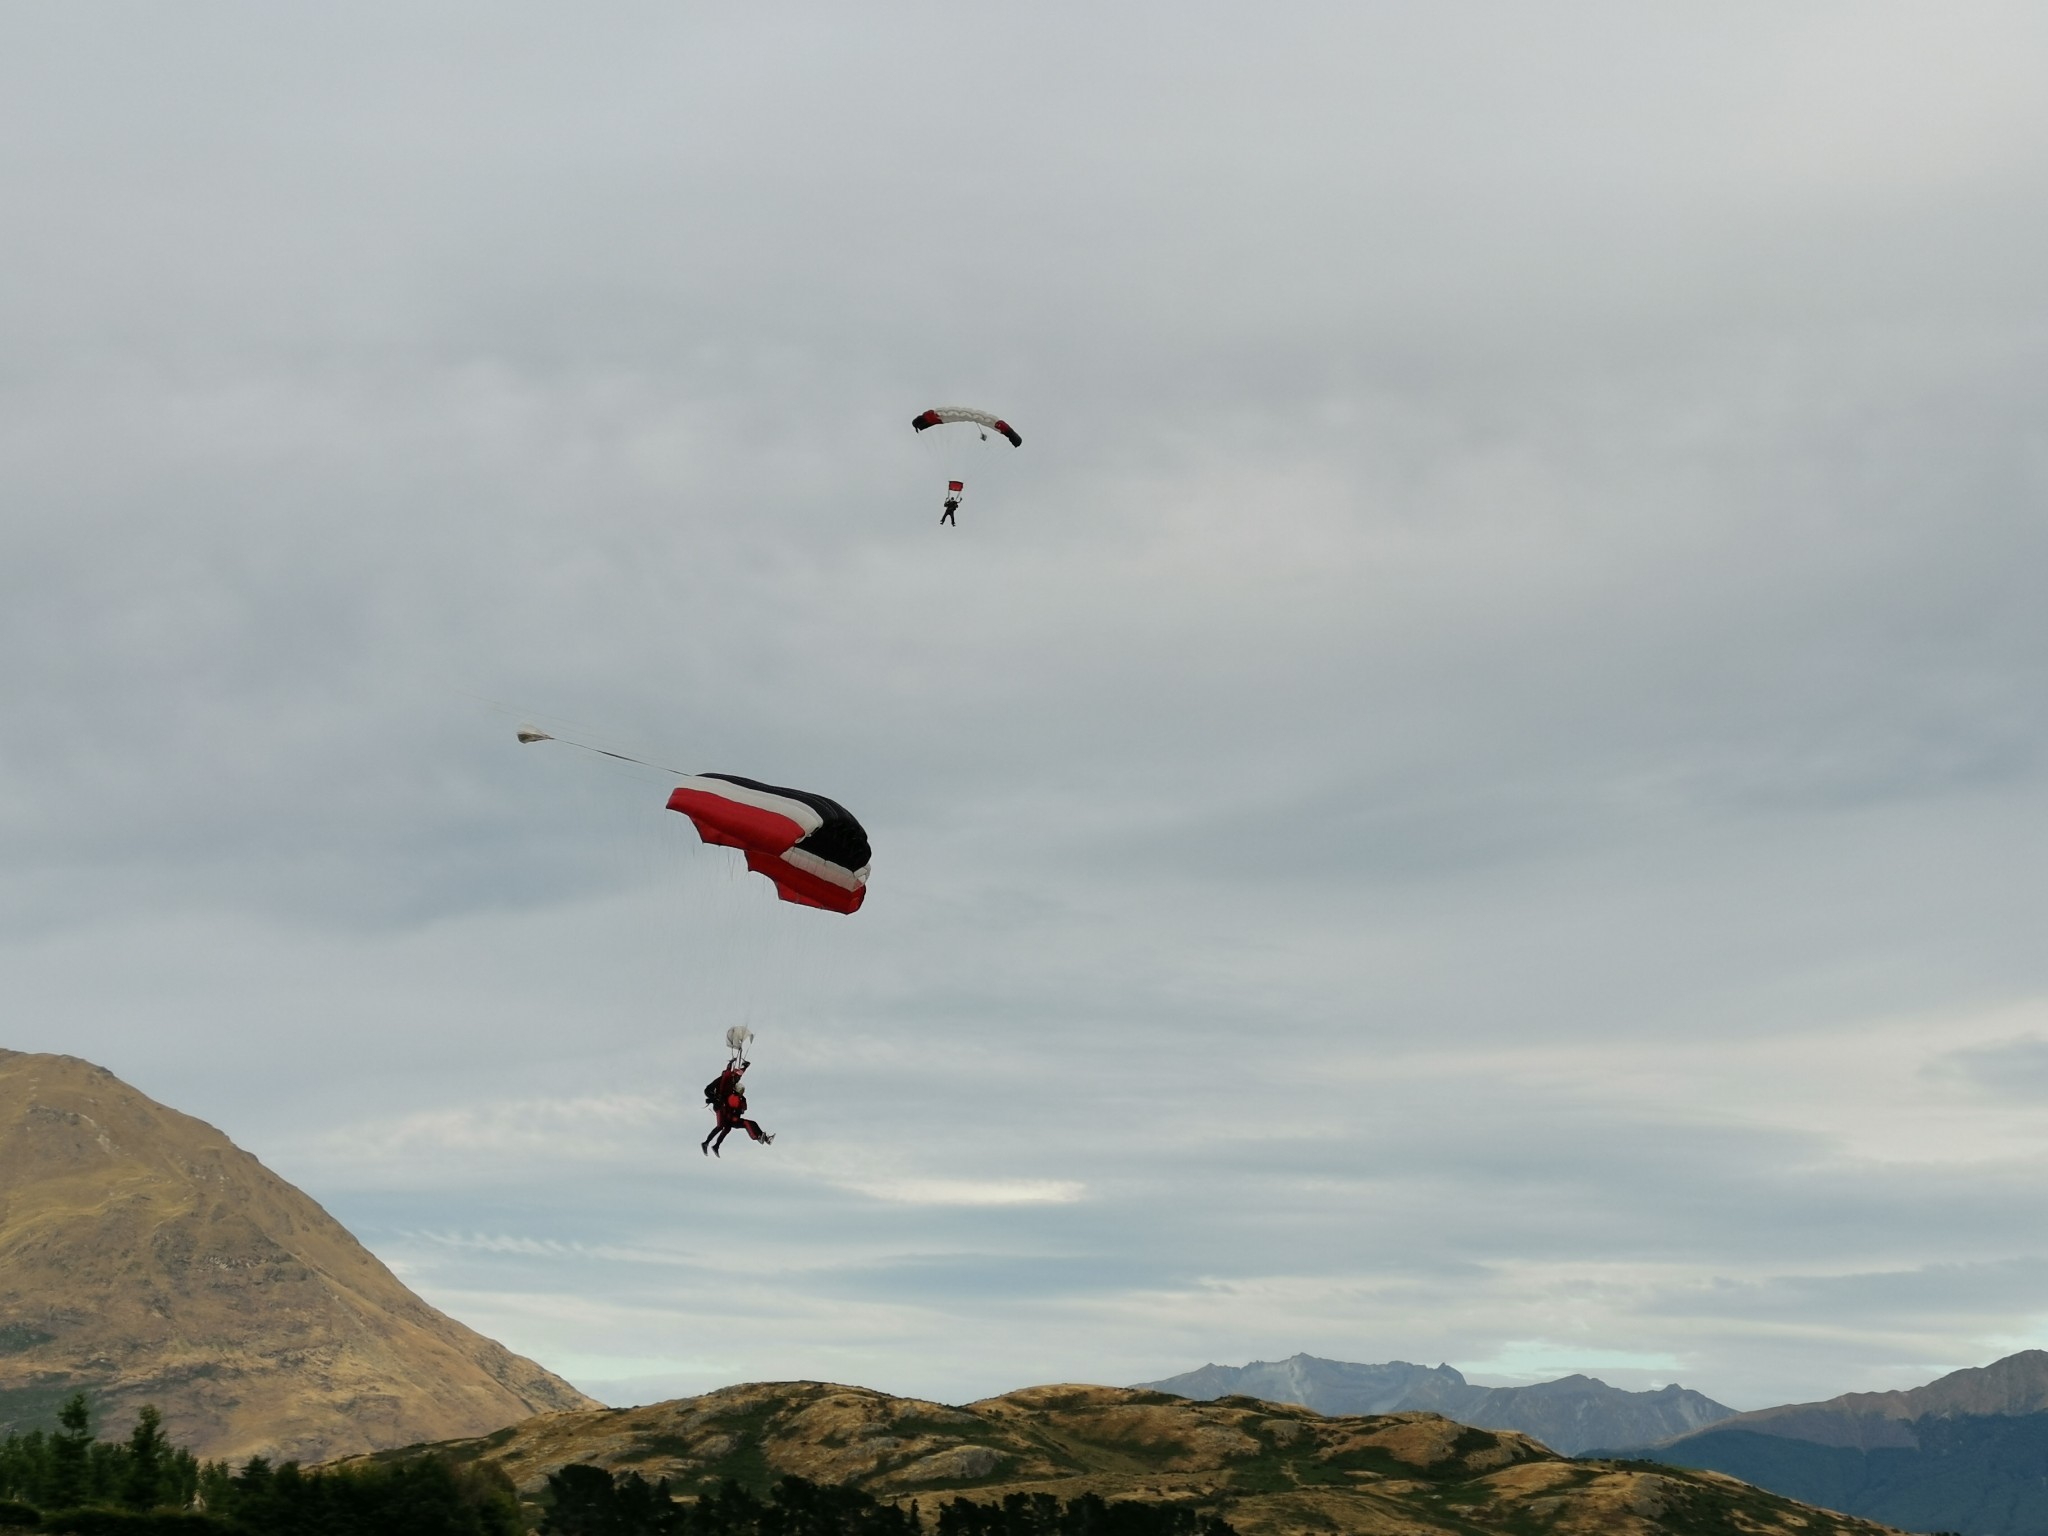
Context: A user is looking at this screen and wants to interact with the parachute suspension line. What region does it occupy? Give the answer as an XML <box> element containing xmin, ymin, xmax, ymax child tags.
<box><xmin>515</xmin><ymin>728</ymin><xmax>689</xmax><ymax>780</ymax></box>
<box><xmin>514</xmin><ymin>726</ymin><xmax>862</xmax><ymax>1059</ymax></box>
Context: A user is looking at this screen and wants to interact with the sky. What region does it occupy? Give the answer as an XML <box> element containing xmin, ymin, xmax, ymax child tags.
<box><xmin>4</xmin><ymin>2</ymin><xmax>2048</xmax><ymax>1416</ymax></box>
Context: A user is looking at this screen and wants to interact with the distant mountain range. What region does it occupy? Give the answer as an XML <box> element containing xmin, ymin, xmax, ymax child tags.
<box><xmin>1137</xmin><ymin>1353</ymin><xmax>1735</xmax><ymax>1456</ymax></box>
<box><xmin>0</xmin><ymin>1049</ymin><xmax>599</xmax><ymax>1463</ymax></box>
<box><xmin>1146</xmin><ymin>1350</ymin><xmax>2048</xmax><ymax>1532</ymax></box>
<box><xmin>1647</xmin><ymin>1350</ymin><xmax>2048</xmax><ymax>1535</ymax></box>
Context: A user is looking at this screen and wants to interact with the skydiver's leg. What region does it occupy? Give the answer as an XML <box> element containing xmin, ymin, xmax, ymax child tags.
<box><xmin>739</xmin><ymin>1118</ymin><xmax>771</xmax><ymax>1143</ymax></box>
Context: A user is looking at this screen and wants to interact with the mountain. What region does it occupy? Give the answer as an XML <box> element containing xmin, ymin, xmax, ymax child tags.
<box><xmin>0</xmin><ymin>1049</ymin><xmax>600</xmax><ymax>1464</ymax></box>
<box><xmin>1137</xmin><ymin>1353</ymin><xmax>1734</xmax><ymax>1456</ymax></box>
<box><xmin>1137</xmin><ymin>1358</ymin><xmax>1462</xmax><ymax>1418</ymax></box>
<box><xmin>1666</xmin><ymin>1348</ymin><xmax>2048</xmax><ymax>1452</ymax></box>
<box><xmin>1651</xmin><ymin>1351</ymin><xmax>2048</xmax><ymax>1534</ymax></box>
<box><xmin>339</xmin><ymin>1378</ymin><xmax>1902</xmax><ymax>1536</ymax></box>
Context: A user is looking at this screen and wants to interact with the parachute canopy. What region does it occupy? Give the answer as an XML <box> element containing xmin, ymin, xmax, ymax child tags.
<box><xmin>667</xmin><ymin>774</ymin><xmax>871</xmax><ymax>915</ymax></box>
<box><xmin>912</xmin><ymin>407</ymin><xmax>1022</xmax><ymax>447</ymax></box>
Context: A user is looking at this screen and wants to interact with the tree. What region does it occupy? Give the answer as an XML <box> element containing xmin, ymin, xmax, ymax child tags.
<box><xmin>543</xmin><ymin>1461</ymin><xmax>639</xmax><ymax>1534</ymax></box>
<box><xmin>195</xmin><ymin>1458</ymin><xmax>235</xmax><ymax>1515</ymax></box>
<box><xmin>0</xmin><ymin>1429</ymin><xmax>48</xmax><ymax>1507</ymax></box>
<box><xmin>122</xmin><ymin>1404</ymin><xmax>171</xmax><ymax>1510</ymax></box>
<box><xmin>46</xmin><ymin>1393</ymin><xmax>92</xmax><ymax>1509</ymax></box>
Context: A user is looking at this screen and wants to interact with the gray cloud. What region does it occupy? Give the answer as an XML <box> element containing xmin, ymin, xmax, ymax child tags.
<box><xmin>5</xmin><ymin>1</ymin><xmax>2048</xmax><ymax>1416</ymax></box>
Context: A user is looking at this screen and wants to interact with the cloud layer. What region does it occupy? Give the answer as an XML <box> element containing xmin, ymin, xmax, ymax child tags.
<box><xmin>4</xmin><ymin>2</ymin><xmax>2047</xmax><ymax>1413</ymax></box>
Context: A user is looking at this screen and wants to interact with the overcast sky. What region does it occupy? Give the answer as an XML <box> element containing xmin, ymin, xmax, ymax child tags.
<box><xmin>5</xmin><ymin>3</ymin><xmax>2048</xmax><ymax>1415</ymax></box>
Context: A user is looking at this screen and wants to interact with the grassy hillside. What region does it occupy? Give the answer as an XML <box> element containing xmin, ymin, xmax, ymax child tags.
<box><xmin>0</xmin><ymin>1049</ymin><xmax>599</xmax><ymax>1462</ymax></box>
<box><xmin>340</xmin><ymin>1379</ymin><xmax>1906</xmax><ymax>1536</ymax></box>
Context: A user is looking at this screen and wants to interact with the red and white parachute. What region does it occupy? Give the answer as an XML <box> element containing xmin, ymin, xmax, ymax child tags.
<box><xmin>911</xmin><ymin>407</ymin><xmax>1022</xmax><ymax>447</ymax></box>
<box><xmin>516</xmin><ymin>728</ymin><xmax>868</xmax><ymax>1066</ymax></box>
<box><xmin>665</xmin><ymin>774</ymin><xmax>870</xmax><ymax>915</ymax></box>
<box><xmin>517</xmin><ymin>729</ymin><xmax>870</xmax><ymax>915</ymax></box>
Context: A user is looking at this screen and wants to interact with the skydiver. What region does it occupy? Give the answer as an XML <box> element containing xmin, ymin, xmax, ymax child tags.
<box><xmin>701</xmin><ymin>1056</ymin><xmax>773</xmax><ymax>1156</ymax></box>
<box><xmin>940</xmin><ymin>493</ymin><xmax>959</xmax><ymax>527</ymax></box>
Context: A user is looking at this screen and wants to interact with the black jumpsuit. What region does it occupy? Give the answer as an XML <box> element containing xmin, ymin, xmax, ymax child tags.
<box><xmin>702</xmin><ymin>1067</ymin><xmax>770</xmax><ymax>1154</ymax></box>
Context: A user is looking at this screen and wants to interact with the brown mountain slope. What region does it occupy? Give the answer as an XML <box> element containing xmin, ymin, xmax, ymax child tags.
<box><xmin>1665</xmin><ymin>1349</ymin><xmax>2048</xmax><ymax>1451</ymax></box>
<box><xmin>342</xmin><ymin>1379</ymin><xmax>1906</xmax><ymax>1536</ymax></box>
<box><xmin>0</xmin><ymin>1049</ymin><xmax>600</xmax><ymax>1463</ymax></box>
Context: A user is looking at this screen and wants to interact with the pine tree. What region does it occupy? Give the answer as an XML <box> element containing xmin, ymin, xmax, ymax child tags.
<box><xmin>122</xmin><ymin>1404</ymin><xmax>170</xmax><ymax>1510</ymax></box>
<box><xmin>196</xmin><ymin>1458</ymin><xmax>235</xmax><ymax>1516</ymax></box>
<box><xmin>0</xmin><ymin>1429</ymin><xmax>47</xmax><ymax>1506</ymax></box>
<box><xmin>46</xmin><ymin>1393</ymin><xmax>91</xmax><ymax>1509</ymax></box>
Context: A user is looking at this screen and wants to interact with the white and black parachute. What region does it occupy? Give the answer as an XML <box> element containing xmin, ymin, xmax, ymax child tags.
<box><xmin>911</xmin><ymin>406</ymin><xmax>1022</xmax><ymax>447</ymax></box>
<box><xmin>911</xmin><ymin>406</ymin><xmax>1021</xmax><ymax>521</ymax></box>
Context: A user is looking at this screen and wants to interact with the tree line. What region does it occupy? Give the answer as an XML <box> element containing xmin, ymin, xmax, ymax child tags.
<box><xmin>0</xmin><ymin>1396</ymin><xmax>199</xmax><ymax>1518</ymax></box>
<box><xmin>0</xmin><ymin>1399</ymin><xmax>1237</xmax><ymax>1536</ymax></box>
<box><xmin>540</xmin><ymin>1468</ymin><xmax>1237</xmax><ymax>1536</ymax></box>
<box><xmin>0</xmin><ymin>1394</ymin><xmax>516</xmax><ymax>1534</ymax></box>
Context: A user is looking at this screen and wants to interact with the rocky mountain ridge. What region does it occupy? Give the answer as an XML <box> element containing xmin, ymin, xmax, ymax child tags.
<box><xmin>1643</xmin><ymin>1350</ymin><xmax>2048</xmax><ymax>1535</ymax></box>
<box><xmin>1138</xmin><ymin>1353</ymin><xmax>1733</xmax><ymax>1456</ymax></box>
<box><xmin>0</xmin><ymin>1049</ymin><xmax>599</xmax><ymax>1464</ymax></box>
<box><xmin>1661</xmin><ymin>1347</ymin><xmax>2048</xmax><ymax>1452</ymax></box>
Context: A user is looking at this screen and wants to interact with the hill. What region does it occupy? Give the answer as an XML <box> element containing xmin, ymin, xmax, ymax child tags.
<box><xmin>342</xmin><ymin>1378</ymin><xmax>1905</xmax><ymax>1535</ymax></box>
<box><xmin>1652</xmin><ymin>1350</ymin><xmax>2048</xmax><ymax>1534</ymax></box>
<box><xmin>1138</xmin><ymin>1353</ymin><xmax>1733</xmax><ymax>1456</ymax></box>
<box><xmin>0</xmin><ymin>1049</ymin><xmax>600</xmax><ymax>1464</ymax></box>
